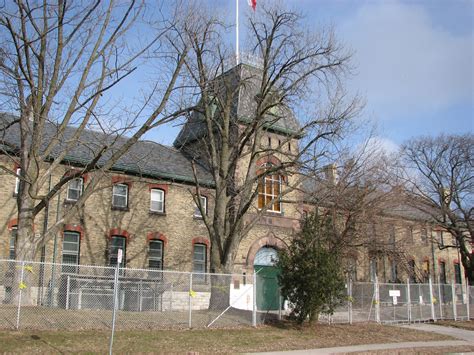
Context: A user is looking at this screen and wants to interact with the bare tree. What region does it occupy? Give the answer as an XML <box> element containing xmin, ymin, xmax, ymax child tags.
<box><xmin>0</xmin><ymin>1</ymin><xmax>194</xmax><ymax>303</ymax></box>
<box><xmin>174</xmin><ymin>5</ymin><xmax>361</xmax><ymax>307</ymax></box>
<box><xmin>398</xmin><ymin>134</ymin><xmax>474</xmax><ymax>282</ymax></box>
<box><xmin>305</xmin><ymin>137</ymin><xmax>419</xmax><ymax>282</ymax></box>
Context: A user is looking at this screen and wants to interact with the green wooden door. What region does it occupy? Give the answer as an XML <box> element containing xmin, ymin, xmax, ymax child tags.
<box><xmin>255</xmin><ymin>265</ymin><xmax>280</xmax><ymax>311</ymax></box>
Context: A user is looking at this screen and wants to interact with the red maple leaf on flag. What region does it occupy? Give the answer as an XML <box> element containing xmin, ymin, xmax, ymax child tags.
<box><xmin>248</xmin><ymin>0</ymin><xmax>256</xmax><ymax>11</ymax></box>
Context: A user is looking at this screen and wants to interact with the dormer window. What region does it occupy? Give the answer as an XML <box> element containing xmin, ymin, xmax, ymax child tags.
<box><xmin>194</xmin><ymin>195</ymin><xmax>207</xmax><ymax>217</ymax></box>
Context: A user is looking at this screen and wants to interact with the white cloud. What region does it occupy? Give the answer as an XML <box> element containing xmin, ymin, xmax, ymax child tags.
<box><xmin>341</xmin><ymin>1</ymin><xmax>473</xmax><ymax>118</ymax></box>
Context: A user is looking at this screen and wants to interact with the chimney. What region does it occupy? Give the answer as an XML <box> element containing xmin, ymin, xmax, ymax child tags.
<box><xmin>323</xmin><ymin>163</ymin><xmax>338</xmax><ymax>185</ymax></box>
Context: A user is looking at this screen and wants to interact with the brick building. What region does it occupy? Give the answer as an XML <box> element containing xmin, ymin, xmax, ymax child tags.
<box><xmin>0</xmin><ymin>63</ymin><xmax>466</xmax><ymax>290</ymax></box>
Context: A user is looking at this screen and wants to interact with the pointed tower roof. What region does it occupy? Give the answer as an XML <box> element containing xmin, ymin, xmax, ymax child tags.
<box><xmin>174</xmin><ymin>63</ymin><xmax>301</xmax><ymax>148</ymax></box>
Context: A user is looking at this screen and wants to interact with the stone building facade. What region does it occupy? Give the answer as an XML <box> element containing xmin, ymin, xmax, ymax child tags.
<box><xmin>0</xmin><ymin>64</ymin><xmax>467</xmax><ymax>290</ymax></box>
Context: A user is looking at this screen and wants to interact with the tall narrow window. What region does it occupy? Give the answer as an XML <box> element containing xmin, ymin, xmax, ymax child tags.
<box><xmin>408</xmin><ymin>259</ymin><xmax>417</xmax><ymax>283</ymax></box>
<box><xmin>14</xmin><ymin>167</ymin><xmax>21</xmax><ymax>195</ymax></box>
<box><xmin>406</xmin><ymin>226</ymin><xmax>413</xmax><ymax>244</ymax></box>
<box><xmin>150</xmin><ymin>189</ymin><xmax>165</xmax><ymax>213</ymax></box>
<box><xmin>62</xmin><ymin>231</ymin><xmax>80</xmax><ymax>273</ymax></box>
<box><xmin>454</xmin><ymin>263</ymin><xmax>462</xmax><ymax>284</ymax></box>
<box><xmin>439</xmin><ymin>261</ymin><xmax>447</xmax><ymax>284</ymax></box>
<box><xmin>193</xmin><ymin>243</ymin><xmax>207</xmax><ymax>282</ymax></box>
<box><xmin>194</xmin><ymin>195</ymin><xmax>207</xmax><ymax>217</ymax></box>
<box><xmin>422</xmin><ymin>260</ymin><xmax>430</xmax><ymax>283</ymax></box>
<box><xmin>438</xmin><ymin>231</ymin><xmax>444</xmax><ymax>247</ymax></box>
<box><xmin>389</xmin><ymin>226</ymin><xmax>396</xmax><ymax>246</ymax></box>
<box><xmin>112</xmin><ymin>184</ymin><xmax>128</xmax><ymax>209</ymax></box>
<box><xmin>257</xmin><ymin>170</ymin><xmax>282</xmax><ymax>213</ymax></box>
<box><xmin>421</xmin><ymin>228</ymin><xmax>428</xmax><ymax>244</ymax></box>
<box><xmin>9</xmin><ymin>227</ymin><xmax>17</xmax><ymax>260</ymax></box>
<box><xmin>109</xmin><ymin>236</ymin><xmax>126</xmax><ymax>267</ymax></box>
<box><xmin>67</xmin><ymin>178</ymin><xmax>83</xmax><ymax>201</ymax></box>
<box><xmin>149</xmin><ymin>240</ymin><xmax>163</xmax><ymax>270</ymax></box>
<box><xmin>390</xmin><ymin>260</ymin><xmax>398</xmax><ymax>283</ymax></box>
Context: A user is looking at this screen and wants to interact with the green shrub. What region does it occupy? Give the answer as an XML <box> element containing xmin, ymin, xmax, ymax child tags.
<box><xmin>277</xmin><ymin>212</ymin><xmax>346</xmax><ymax>324</ymax></box>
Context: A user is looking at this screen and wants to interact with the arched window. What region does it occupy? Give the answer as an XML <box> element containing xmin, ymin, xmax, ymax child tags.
<box><xmin>257</xmin><ymin>166</ymin><xmax>282</xmax><ymax>213</ymax></box>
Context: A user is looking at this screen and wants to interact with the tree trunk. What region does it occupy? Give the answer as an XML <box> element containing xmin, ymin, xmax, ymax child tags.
<box><xmin>12</xmin><ymin>188</ymin><xmax>38</xmax><ymax>305</ymax></box>
<box><xmin>208</xmin><ymin>251</ymin><xmax>233</xmax><ymax>310</ymax></box>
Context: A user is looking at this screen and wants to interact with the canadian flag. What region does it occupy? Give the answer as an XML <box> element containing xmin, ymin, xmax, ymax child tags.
<box><xmin>248</xmin><ymin>0</ymin><xmax>256</xmax><ymax>11</ymax></box>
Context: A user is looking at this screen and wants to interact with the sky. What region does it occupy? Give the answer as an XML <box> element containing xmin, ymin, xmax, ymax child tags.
<box><xmin>139</xmin><ymin>0</ymin><xmax>474</xmax><ymax>151</ymax></box>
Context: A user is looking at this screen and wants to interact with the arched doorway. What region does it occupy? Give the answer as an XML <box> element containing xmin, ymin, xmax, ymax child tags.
<box><xmin>254</xmin><ymin>246</ymin><xmax>281</xmax><ymax>311</ymax></box>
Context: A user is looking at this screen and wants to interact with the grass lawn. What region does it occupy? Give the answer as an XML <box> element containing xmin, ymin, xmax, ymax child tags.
<box><xmin>0</xmin><ymin>322</ymin><xmax>460</xmax><ymax>354</ymax></box>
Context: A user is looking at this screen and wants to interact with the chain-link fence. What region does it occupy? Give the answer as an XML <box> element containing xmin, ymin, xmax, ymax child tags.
<box><xmin>0</xmin><ymin>259</ymin><xmax>259</xmax><ymax>333</ymax></box>
<box><xmin>1</xmin><ymin>259</ymin><xmax>473</xmax><ymax>352</ymax></box>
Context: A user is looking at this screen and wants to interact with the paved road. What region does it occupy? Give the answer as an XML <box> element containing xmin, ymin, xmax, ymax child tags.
<box><xmin>249</xmin><ymin>323</ymin><xmax>474</xmax><ymax>354</ymax></box>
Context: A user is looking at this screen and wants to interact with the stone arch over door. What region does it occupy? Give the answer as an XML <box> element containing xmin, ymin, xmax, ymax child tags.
<box><xmin>246</xmin><ymin>234</ymin><xmax>287</xmax><ymax>270</ymax></box>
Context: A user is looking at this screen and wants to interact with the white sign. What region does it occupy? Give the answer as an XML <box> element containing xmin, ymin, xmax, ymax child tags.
<box><xmin>392</xmin><ymin>296</ymin><xmax>398</xmax><ymax>305</ymax></box>
<box><xmin>117</xmin><ymin>249</ymin><xmax>123</xmax><ymax>264</ymax></box>
<box><xmin>419</xmin><ymin>295</ymin><xmax>424</xmax><ymax>304</ymax></box>
<box><xmin>389</xmin><ymin>290</ymin><xmax>400</xmax><ymax>297</ymax></box>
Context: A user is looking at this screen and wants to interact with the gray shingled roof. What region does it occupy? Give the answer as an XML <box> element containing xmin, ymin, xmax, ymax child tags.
<box><xmin>174</xmin><ymin>63</ymin><xmax>301</xmax><ymax>148</ymax></box>
<box><xmin>301</xmin><ymin>175</ymin><xmax>435</xmax><ymax>222</ymax></box>
<box><xmin>0</xmin><ymin>112</ymin><xmax>214</xmax><ymax>186</ymax></box>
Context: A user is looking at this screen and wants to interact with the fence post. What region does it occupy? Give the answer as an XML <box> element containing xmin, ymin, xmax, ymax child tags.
<box><xmin>15</xmin><ymin>261</ymin><xmax>25</xmax><ymax>330</ymax></box>
<box><xmin>406</xmin><ymin>278</ymin><xmax>411</xmax><ymax>323</ymax></box>
<box><xmin>188</xmin><ymin>272</ymin><xmax>193</xmax><ymax>329</ymax></box>
<box><xmin>66</xmin><ymin>275</ymin><xmax>70</xmax><ymax>310</ymax></box>
<box><xmin>452</xmin><ymin>281</ymin><xmax>457</xmax><ymax>321</ymax></box>
<box><xmin>375</xmin><ymin>276</ymin><xmax>380</xmax><ymax>323</ymax></box>
<box><xmin>429</xmin><ymin>277</ymin><xmax>436</xmax><ymax>322</ymax></box>
<box><xmin>170</xmin><ymin>283</ymin><xmax>173</xmax><ymax>311</ymax></box>
<box><xmin>109</xmin><ymin>259</ymin><xmax>120</xmax><ymax>355</ymax></box>
<box><xmin>278</xmin><ymin>288</ymin><xmax>282</xmax><ymax>321</ymax></box>
<box><xmin>438</xmin><ymin>276</ymin><xmax>443</xmax><ymax>320</ymax></box>
<box><xmin>348</xmin><ymin>278</ymin><xmax>353</xmax><ymax>325</ymax></box>
<box><xmin>465</xmin><ymin>278</ymin><xmax>470</xmax><ymax>320</ymax></box>
<box><xmin>252</xmin><ymin>271</ymin><xmax>257</xmax><ymax>327</ymax></box>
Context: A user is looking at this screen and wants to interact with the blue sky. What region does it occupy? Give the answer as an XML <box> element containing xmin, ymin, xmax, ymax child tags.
<box><xmin>138</xmin><ymin>0</ymin><xmax>473</xmax><ymax>150</ymax></box>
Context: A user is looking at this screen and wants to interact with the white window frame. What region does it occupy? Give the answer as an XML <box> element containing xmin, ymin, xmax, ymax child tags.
<box><xmin>258</xmin><ymin>173</ymin><xmax>282</xmax><ymax>213</ymax></box>
<box><xmin>66</xmin><ymin>178</ymin><xmax>84</xmax><ymax>201</ymax></box>
<box><xmin>112</xmin><ymin>183</ymin><xmax>128</xmax><ymax>208</ymax></box>
<box><xmin>193</xmin><ymin>243</ymin><xmax>207</xmax><ymax>282</ymax></box>
<box><xmin>150</xmin><ymin>189</ymin><xmax>165</xmax><ymax>213</ymax></box>
<box><xmin>14</xmin><ymin>167</ymin><xmax>21</xmax><ymax>195</ymax></box>
<box><xmin>194</xmin><ymin>195</ymin><xmax>207</xmax><ymax>217</ymax></box>
<box><xmin>62</xmin><ymin>231</ymin><xmax>80</xmax><ymax>273</ymax></box>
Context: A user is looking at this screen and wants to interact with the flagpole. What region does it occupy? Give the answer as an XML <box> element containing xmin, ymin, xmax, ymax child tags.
<box><xmin>236</xmin><ymin>0</ymin><xmax>239</xmax><ymax>64</ymax></box>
